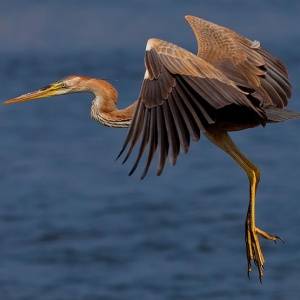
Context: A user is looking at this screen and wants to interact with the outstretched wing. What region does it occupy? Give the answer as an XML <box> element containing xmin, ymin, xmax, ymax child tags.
<box><xmin>117</xmin><ymin>38</ymin><xmax>265</xmax><ymax>178</ymax></box>
<box><xmin>185</xmin><ymin>15</ymin><xmax>291</xmax><ymax>108</ymax></box>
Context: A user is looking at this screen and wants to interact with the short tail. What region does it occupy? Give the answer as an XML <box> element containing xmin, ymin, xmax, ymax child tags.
<box><xmin>265</xmin><ymin>107</ymin><xmax>300</xmax><ymax>122</ymax></box>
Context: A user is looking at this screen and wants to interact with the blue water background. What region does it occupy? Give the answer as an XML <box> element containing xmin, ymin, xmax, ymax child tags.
<box><xmin>0</xmin><ymin>1</ymin><xmax>300</xmax><ymax>299</ymax></box>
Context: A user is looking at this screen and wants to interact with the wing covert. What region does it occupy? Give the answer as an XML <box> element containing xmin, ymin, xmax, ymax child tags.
<box><xmin>185</xmin><ymin>15</ymin><xmax>292</xmax><ymax>108</ymax></box>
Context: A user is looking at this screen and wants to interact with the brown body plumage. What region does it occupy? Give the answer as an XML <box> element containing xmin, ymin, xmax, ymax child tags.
<box><xmin>4</xmin><ymin>16</ymin><xmax>300</xmax><ymax>281</ymax></box>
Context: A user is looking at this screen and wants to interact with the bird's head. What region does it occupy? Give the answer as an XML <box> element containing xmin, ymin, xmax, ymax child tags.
<box><xmin>3</xmin><ymin>75</ymin><xmax>92</xmax><ymax>105</ymax></box>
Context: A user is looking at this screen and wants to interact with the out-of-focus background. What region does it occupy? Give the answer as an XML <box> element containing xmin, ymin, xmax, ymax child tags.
<box><xmin>0</xmin><ymin>1</ymin><xmax>300</xmax><ymax>299</ymax></box>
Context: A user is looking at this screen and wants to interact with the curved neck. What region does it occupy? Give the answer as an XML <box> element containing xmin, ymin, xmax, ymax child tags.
<box><xmin>86</xmin><ymin>78</ymin><xmax>137</xmax><ymax>128</ymax></box>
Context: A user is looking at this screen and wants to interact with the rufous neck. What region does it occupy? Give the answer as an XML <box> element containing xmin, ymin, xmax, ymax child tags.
<box><xmin>87</xmin><ymin>78</ymin><xmax>137</xmax><ymax>128</ymax></box>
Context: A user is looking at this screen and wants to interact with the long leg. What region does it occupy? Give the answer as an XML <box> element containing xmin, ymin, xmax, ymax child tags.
<box><xmin>205</xmin><ymin>129</ymin><xmax>280</xmax><ymax>281</ymax></box>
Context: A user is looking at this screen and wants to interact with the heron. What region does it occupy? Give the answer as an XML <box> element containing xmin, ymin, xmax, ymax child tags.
<box><xmin>4</xmin><ymin>16</ymin><xmax>300</xmax><ymax>281</ymax></box>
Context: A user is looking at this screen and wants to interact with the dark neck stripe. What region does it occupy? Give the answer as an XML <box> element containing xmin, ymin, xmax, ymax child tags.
<box><xmin>92</xmin><ymin>112</ymin><xmax>131</xmax><ymax>128</ymax></box>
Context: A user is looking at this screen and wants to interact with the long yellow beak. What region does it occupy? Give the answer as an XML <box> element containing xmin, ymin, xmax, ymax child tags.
<box><xmin>4</xmin><ymin>82</ymin><xmax>68</xmax><ymax>105</ymax></box>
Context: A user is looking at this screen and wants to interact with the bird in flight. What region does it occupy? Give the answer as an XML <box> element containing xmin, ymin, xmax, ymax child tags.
<box><xmin>4</xmin><ymin>16</ymin><xmax>299</xmax><ymax>281</ymax></box>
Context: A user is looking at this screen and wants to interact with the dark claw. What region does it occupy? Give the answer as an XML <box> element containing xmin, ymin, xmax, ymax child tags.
<box><xmin>258</xmin><ymin>266</ymin><xmax>264</xmax><ymax>283</ymax></box>
<box><xmin>273</xmin><ymin>235</ymin><xmax>285</xmax><ymax>244</ymax></box>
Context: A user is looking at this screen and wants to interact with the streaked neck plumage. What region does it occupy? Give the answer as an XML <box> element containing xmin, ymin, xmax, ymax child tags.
<box><xmin>88</xmin><ymin>79</ymin><xmax>137</xmax><ymax>128</ymax></box>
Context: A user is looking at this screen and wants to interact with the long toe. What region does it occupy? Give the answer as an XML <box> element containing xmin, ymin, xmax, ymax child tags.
<box><xmin>256</xmin><ymin>227</ymin><xmax>282</xmax><ymax>242</ymax></box>
<box><xmin>246</xmin><ymin>226</ymin><xmax>266</xmax><ymax>281</ymax></box>
<box><xmin>246</xmin><ymin>225</ymin><xmax>282</xmax><ymax>281</ymax></box>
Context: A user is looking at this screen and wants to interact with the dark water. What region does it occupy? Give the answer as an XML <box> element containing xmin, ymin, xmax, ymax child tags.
<box><xmin>0</xmin><ymin>1</ymin><xmax>300</xmax><ymax>299</ymax></box>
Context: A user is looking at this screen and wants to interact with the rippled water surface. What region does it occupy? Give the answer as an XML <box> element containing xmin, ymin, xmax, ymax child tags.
<box><xmin>0</xmin><ymin>1</ymin><xmax>300</xmax><ymax>299</ymax></box>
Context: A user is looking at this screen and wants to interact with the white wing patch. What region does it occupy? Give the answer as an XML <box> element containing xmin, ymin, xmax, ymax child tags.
<box><xmin>251</xmin><ymin>40</ymin><xmax>261</xmax><ymax>49</ymax></box>
<box><xmin>144</xmin><ymin>70</ymin><xmax>150</xmax><ymax>79</ymax></box>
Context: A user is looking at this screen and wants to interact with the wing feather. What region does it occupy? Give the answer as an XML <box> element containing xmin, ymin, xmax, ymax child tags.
<box><xmin>168</xmin><ymin>93</ymin><xmax>190</xmax><ymax>153</ymax></box>
<box><xmin>172</xmin><ymin>87</ymin><xmax>200</xmax><ymax>141</ymax></box>
<box><xmin>141</xmin><ymin>109</ymin><xmax>158</xmax><ymax>179</ymax></box>
<box><xmin>120</xmin><ymin>101</ymin><xmax>145</xmax><ymax>164</ymax></box>
<box><xmin>162</xmin><ymin>101</ymin><xmax>180</xmax><ymax>165</ymax></box>
<box><xmin>156</xmin><ymin>106</ymin><xmax>169</xmax><ymax>176</ymax></box>
<box><xmin>185</xmin><ymin>15</ymin><xmax>292</xmax><ymax>108</ymax></box>
<box><xmin>128</xmin><ymin>109</ymin><xmax>151</xmax><ymax>175</ymax></box>
<box><xmin>118</xmin><ymin>37</ymin><xmax>266</xmax><ymax>177</ymax></box>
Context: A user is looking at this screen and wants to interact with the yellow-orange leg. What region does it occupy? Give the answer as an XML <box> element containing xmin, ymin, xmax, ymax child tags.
<box><xmin>205</xmin><ymin>129</ymin><xmax>281</xmax><ymax>281</ymax></box>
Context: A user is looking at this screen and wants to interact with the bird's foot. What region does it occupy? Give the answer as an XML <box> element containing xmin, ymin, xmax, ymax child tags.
<box><xmin>245</xmin><ymin>219</ymin><xmax>282</xmax><ymax>282</ymax></box>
